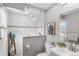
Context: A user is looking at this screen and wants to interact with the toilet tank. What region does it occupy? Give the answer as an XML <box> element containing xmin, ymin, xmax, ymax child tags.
<box><xmin>45</xmin><ymin>43</ymin><xmax>54</xmax><ymax>54</ymax></box>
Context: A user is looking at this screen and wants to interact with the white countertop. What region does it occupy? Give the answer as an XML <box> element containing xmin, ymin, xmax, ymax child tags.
<box><xmin>51</xmin><ymin>46</ymin><xmax>79</xmax><ymax>56</ymax></box>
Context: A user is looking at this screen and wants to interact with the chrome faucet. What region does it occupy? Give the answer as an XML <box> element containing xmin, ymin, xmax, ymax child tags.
<box><xmin>69</xmin><ymin>43</ymin><xmax>76</xmax><ymax>52</ymax></box>
<box><xmin>69</xmin><ymin>43</ymin><xmax>73</xmax><ymax>51</ymax></box>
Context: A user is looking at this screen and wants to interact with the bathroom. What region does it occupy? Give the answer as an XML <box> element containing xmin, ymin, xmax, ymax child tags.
<box><xmin>0</xmin><ymin>3</ymin><xmax>79</xmax><ymax>56</ymax></box>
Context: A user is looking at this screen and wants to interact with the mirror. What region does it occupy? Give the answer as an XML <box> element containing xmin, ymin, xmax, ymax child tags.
<box><xmin>0</xmin><ymin>29</ymin><xmax>3</xmax><ymax>40</ymax></box>
<box><xmin>60</xmin><ymin>8</ymin><xmax>79</xmax><ymax>44</ymax></box>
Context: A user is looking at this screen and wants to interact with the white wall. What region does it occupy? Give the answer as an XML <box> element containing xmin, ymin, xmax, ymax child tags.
<box><xmin>7</xmin><ymin>7</ymin><xmax>45</xmax><ymax>56</ymax></box>
<box><xmin>0</xmin><ymin>7</ymin><xmax>1</xmax><ymax>20</ymax></box>
<box><xmin>46</xmin><ymin>3</ymin><xmax>79</xmax><ymax>43</ymax></box>
<box><xmin>0</xmin><ymin>7</ymin><xmax>7</xmax><ymax>27</ymax></box>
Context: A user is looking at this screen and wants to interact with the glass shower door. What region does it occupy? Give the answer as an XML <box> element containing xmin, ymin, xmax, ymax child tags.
<box><xmin>0</xmin><ymin>28</ymin><xmax>7</xmax><ymax>56</ymax></box>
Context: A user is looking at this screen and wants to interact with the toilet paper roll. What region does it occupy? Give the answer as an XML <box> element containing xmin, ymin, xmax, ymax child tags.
<box><xmin>25</xmin><ymin>45</ymin><xmax>30</xmax><ymax>51</ymax></box>
<box><xmin>26</xmin><ymin>45</ymin><xmax>30</xmax><ymax>48</ymax></box>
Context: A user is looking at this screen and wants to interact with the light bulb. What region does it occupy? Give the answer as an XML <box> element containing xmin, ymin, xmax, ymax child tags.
<box><xmin>25</xmin><ymin>11</ymin><xmax>29</xmax><ymax>14</ymax></box>
<box><xmin>33</xmin><ymin>17</ymin><xmax>37</xmax><ymax>21</ymax></box>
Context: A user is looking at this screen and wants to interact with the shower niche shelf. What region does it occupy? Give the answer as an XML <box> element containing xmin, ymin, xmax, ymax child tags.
<box><xmin>7</xmin><ymin>25</ymin><xmax>43</xmax><ymax>28</ymax></box>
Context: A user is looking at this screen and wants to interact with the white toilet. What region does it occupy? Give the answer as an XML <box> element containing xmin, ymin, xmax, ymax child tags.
<box><xmin>37</xmin><ymin>43</ymin><xmax>54</xmax><ymax>56</ymax></box>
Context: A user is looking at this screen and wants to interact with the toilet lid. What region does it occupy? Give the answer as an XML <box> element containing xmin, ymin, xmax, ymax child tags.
<box><xmin>37</xmin><ymin>52</ymin><xmax>48</xmax><ymax>56</ymax></box>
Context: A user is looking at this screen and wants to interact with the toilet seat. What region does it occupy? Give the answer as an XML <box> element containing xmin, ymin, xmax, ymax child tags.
<box><xmin>37</xmin><ymin>52</ymin><xmax>48</xmax><ymax>56</ymax></box>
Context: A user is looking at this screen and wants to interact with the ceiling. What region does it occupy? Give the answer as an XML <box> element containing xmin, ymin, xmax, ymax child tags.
<box><xmin>2</xmin><ymin>3</ymin><xmax>56</xmax><ymax>11</ymax></box>
<box><xmin>28</xmin><ymin>3</ymin><xmax>56</xmax><ymax>10</ymax></box>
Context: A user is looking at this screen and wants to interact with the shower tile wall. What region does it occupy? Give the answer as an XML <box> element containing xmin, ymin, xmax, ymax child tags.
<box><xmin>7</xmin><ymin>6</ymin><xmax>45</xmax><ymax>55</ymax></box>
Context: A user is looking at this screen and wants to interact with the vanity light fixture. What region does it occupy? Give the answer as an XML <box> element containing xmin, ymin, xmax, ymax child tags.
<box><xmin>25</xmin><ymin>6</ymin><xmax>30</xmax><ymax>14</ymax></box>
<box><xmin>25</xmin><ymin>6</ymin><xmax>43</xmax><ymax>21</ymax></box>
